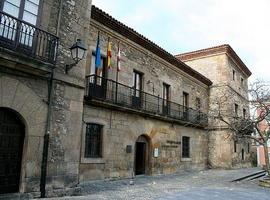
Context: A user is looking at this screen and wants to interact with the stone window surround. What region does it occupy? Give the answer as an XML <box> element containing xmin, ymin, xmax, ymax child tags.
<box><xmin>81</xmin><ymin>118</ymin><xmax>107</xmax><ymax>164</ymax></box>
<box><xmin>181</xmin><ymin>135</ymin><xmax>192</xmax><ymax>162</ymax></box>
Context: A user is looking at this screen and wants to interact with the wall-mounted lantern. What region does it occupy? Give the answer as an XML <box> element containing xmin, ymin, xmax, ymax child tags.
<box><xmin>65</xmin><ymin>39</ymin><xmax>87</xmax><ymax>74</ymax></box>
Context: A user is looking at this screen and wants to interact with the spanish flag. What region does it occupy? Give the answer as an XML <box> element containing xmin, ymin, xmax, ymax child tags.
<box><xmin>107</xmin><ymin>39</ymin><xmax>112</xmax><ymax>69</ymax></box>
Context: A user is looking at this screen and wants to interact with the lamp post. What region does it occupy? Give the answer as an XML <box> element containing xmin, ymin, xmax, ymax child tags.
<box><xmin>65</xmin><ymin>39</ymin><xmax>87</xmax><ymax>74</ymax></box>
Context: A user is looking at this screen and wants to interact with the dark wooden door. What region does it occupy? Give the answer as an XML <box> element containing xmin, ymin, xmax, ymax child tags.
<box><xmin>135</xmin><ymin>142</ymin><xmax>146</xmax><ymax>175</ymax></box>
<box><xmin>0</xmin><ymin>108</ymin><xmax>24</xmax><ymax>194</ymax></box>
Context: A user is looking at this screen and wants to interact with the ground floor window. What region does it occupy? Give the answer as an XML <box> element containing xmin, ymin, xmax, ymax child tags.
<box><xmin>182</xmin><ymin>136</ymin><xmax>190</xmax><ymax>158</ymax></box>
<box><xmin>85</xmin><ymin>123</ymin><xmax>103</xmax><ymax>158</ymax></box>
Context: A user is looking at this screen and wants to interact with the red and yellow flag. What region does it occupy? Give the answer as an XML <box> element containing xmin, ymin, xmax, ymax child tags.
<box><xmin>107</xmin><ymin>40</ymin><xmax>112</xmax><ymax>69</ymax></box>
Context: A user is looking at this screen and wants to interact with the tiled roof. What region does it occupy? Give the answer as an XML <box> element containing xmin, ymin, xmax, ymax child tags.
<box><xmin>176</xmin><ymin>44</ymin><xmax>252</xmax><ymax>77</ymax></box>
<box><xmin>91</xmin><ymin>5</ymin><xmax>213</xmax><ymax>86</ymax></box>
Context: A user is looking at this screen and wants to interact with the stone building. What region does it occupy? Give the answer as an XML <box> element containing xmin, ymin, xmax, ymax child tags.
<box><xmin>0</xmin><ymin>3</ymin><xmax>252</xmax><ymax>198</ymax></box>
<box><xmin>176</xmin><ymin>45</ymin><xmax>252</xmax><ymax>168</ymax></box>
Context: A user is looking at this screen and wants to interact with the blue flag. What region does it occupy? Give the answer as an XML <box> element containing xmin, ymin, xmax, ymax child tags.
<box><xmin>95</xmin><ymin>33</ymin><xmax>102</xmax><ymax>68</ymax></box>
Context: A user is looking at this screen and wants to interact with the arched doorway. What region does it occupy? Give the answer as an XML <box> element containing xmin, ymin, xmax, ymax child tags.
<box><xmin>135</xmin><ymin>135</ymin><xmax>150</xmax><ymax>175</ymax></box>
<box><xmin>0</xmin><ymin>108</ymin><xmax>25</xmax><ymax>194</ymax></box>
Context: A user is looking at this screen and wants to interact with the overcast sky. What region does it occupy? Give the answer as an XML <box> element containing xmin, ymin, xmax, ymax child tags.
<box><xmin>93</xmin><ymin>0</ymin><xmax>270</xmax><ymax>82</ymax></box>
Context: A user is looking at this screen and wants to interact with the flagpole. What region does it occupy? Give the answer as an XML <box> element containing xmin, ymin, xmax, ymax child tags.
<box><xmin>115</xmin><ymin>41</ymin><xmax>120</xmax><ymax>103</ymax></box>
<box><xmin>116</xmin><ymin>41</ymin><xmax>120</xmax><ymax>83</ymax></box>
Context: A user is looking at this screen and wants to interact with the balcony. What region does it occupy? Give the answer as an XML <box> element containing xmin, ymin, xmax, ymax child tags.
<box><xmin>0</xmin><ymin>11</ymin><xmax>58</xmax><ymax>72</ymax></box>
<box><xmin>85</xmin><ymin>75</ymin><xmax>208</xmax><ymax>128</ymax></box>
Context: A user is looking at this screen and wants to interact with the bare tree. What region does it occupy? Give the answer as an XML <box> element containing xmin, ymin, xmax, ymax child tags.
<box><xmin>210</xmin><ymin>81</ymin><xmax>270</xmax><ymax>176</ymax></box>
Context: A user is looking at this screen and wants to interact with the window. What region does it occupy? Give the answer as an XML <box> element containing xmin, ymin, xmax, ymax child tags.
<box><xmin>247</xmin><ymin>142</ymin><xmax>250</xmax><ymax>153</ymax></box>
<box><xmin>241</xmin><ymin>77</ymin><xmax>244</xmax><ymax>86</ymax></box>
<box><xmin>1</xmin><ymin>0</ymin><xmax>40</xmax><ymax>46</ymax></box>
<box><xmin>85</xmin><ymin>123</ymin><xmax>103</xmax><ymax>158</ymax></box>
<box><xmin>234</xmin><ymin>104</ymin><xmax>238</xmax><ymax>117</ymax></box>
<box><xmin>182</xmin><ymin>136</ymin><xmax>190</xmax><ymax>158</ymax></box>
<box><xmin>90</xmin><ymin>52</ymin><xmax>106</xmax><ymax>76</ymax></box>
<box><xmin>241</xmin><ymin>149</ymin><xmax>244</xmax><ymax>160</ymax></box>
<box><xmin>183</xmin><ymin>92</ymin><xmax>189</xmax><ymax>108</ymax></box>
<box><xmin>243</xmin><ymin>108</ymin><xmax>246</xmax><ymax>118</ymax></box>
<box><xmin>233</xmin><ymin>70</ymin><xmax>236</xmax><ymax>81</ymax></box>
<box><xmin>163</xmin><ymin>83</ymin><xmax>170</xmax><ymax>104</ymax></box>
<box><xmin>234</xmin><ymin>141</ymin><xmax>237</xmax><ymax>153</ymax></box>
<box><xmin>133</xmin><ymin>70</ymin><xmax>143</xmax><ymax>97</ymax></box>
<box><xmin>195</xmin><ymin>97</ymin><xmax>201</xmax><ymax>111</ymax></box>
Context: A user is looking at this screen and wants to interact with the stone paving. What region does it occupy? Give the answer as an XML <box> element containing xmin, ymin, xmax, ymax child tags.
<box><xmin>39</xmin><ymin>168</ymin><xmax>270</xmax><ymax>200</ymax></box>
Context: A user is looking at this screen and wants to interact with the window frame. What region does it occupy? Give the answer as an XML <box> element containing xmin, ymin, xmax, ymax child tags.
<box><xmin>133</xmin><ymin>70</ymin><xmax>143</xmax><ymax>96</ymax></box>
<box><xmin>163</xmin><ymin>83</ymin><xmax>170</xmax><ymax>102</ymax></box>
<box><xmin>84</xmin><ymin>123</ymin><xmax>103</xmax><ymax>159</ymax></box>
<box><xmin>233</xmin><ymin>69</ymin><xmax>236</xmax><ymax>81</ymax></box>
<box><xmin>234</xmin><ymin>104</ymin><xmax>239</xmax><ymax>117</ymax></box>
<box><xmin>1</xmin><ymin>0</ymin><xmax>43</xmax><ymax>27</ymax></box>
<box><xmin>183</xmin><ymin>92</ymin><xmax>189</xmax><ymax>108</ymax></box>
<box><xmin>182</xmin><ymin>136</ymin><xmax>190</xmax><ymax>159</ymax></box>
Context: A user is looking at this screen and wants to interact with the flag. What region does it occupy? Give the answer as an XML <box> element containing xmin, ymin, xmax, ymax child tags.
<box><xmin>107</xmin><ymin>39</ymin><xmax>112</xmax><ymax>69</ymax></box>
<box><xmin>95</xmin><ymin>32</ymin><xmax>102</xmax><ymax>69</ymax></box>
<box><xmin>117</xmin><ymin>43</ymin><xmax>121</xmax><ymax>71</ymax></box>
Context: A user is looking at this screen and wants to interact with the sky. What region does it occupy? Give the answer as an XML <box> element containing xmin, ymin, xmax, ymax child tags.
<box><xmin>93</xmin><ymin>0</ymin><xmax>270</xmax><ymax>82</ymax></box>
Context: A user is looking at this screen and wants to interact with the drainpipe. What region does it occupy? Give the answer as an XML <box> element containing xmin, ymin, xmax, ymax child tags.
<box><xmin>40</xmin><ymin>0</ymin><xmax>63</xmax><ymax>197</ymax></box>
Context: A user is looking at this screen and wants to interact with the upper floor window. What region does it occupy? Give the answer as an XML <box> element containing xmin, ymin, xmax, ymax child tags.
<box><xmin>243</xmin><ymin>108</ymin><xmax>246</xmax><ymax>118</ymax></box>
<box><xmin>90</xmin><ymin>52</ymin><xmax>106</xmax><ymax>76</ymax></box>
<box><xmin>133</xmin><ymin>70</ymin><xmax>143</xmax><ymax>97</ymax></box>
<box><xmin>85</xmin><ymin>123</ymin><xmax>103</xmax><ymax>158</ymax></box>
<box><xmin>1</xmin><ymin>0</ymin><xmax>40</xmax><ymax>46</ymax></box>
<box><xmin>183</xmin><ymin>92</ymin><xmax>189</xmax><ymax>108</ymax></box>
<box><xmin>163</xmin><ymin>83</ymin><xmax>170</xmax><ymax>102</ymax></box>
<box><xmin>241</xmin><ymin>77</ymin><xmax>244</xmax><ymax>86</ymax></box>
<box><xmin>2</xmin><ymin>0</ymin><xmax>40</xmax><ymax>25</ymax></box>
<box><xmin>233</xmin><ymin>70</ymin><xmax>236</xmax><ymax>81</ymax></box>
<box><xmin>182</xmin><ymin>136</ymin><xmax>190</xmax><ymax>158</ymax></box>
<box><xmin>234</xmin><ymin>104</ymin><xmax>239</xmax><ymax>117</ymax></box>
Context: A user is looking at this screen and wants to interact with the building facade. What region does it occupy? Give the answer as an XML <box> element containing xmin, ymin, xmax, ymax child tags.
<box><xmin>176</xmin><ymin>45</ymin><xmax>252</xmax><ymax>168</ymax></box>
<box><xmin>0</xmin><ymin>3</ymin><xmax>252</xmax><ymax>198</ymax></box>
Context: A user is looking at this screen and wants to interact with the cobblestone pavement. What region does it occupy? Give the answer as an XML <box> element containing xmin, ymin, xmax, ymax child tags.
<box><xmin>40</xmin><ymin>168</ymin><xmax>270</xmax><ymax>200</ymax></box>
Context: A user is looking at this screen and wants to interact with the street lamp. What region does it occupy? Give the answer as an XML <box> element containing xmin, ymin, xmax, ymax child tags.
<box><xmin>66</xmin><ymin>39</ymin><xmax>87</xmax><ymax>74</ymax></box>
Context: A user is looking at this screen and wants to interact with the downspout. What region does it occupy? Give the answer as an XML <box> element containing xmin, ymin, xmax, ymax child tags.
<box><xmin>40</xmin><ymin>0</ymin><xmax>63</xmax><ymax>197</ymax></box>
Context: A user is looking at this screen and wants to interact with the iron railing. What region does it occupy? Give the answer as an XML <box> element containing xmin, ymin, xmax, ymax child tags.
<box><xmin>0</xmin><ymin>11</ymin><xmax>58</xmax><ymax>64</ymax></box>
<box><xmin>85</xmin><ymin>75</ymin><xmax>208</xmax><ymax>127</ymax></box>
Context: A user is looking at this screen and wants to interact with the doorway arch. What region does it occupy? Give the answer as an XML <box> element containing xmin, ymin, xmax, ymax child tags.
<box><xmin>0</xmin><ymin>107</ymin><xmax>25</xmax><ymax>194</ymax></box>
<box><xmin>135</xmin><ymin>135</ymin><xmax>151</xmax><ymax>175</ymax></box>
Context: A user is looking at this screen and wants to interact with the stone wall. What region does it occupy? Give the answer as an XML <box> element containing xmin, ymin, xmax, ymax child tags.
<box><xmin>182</xmin><ymin>53</ymin><xmax>251</xmax><ymax>168</ymax></box>
<box><xmin>80</xmin><ymin>105</ymin><xmax>208</xmax><ymax>181</ymax></box>
<box><xmin>86</xmin><ymin>21</ymin><xmax>209</xmax><ymax>113</ymax></box>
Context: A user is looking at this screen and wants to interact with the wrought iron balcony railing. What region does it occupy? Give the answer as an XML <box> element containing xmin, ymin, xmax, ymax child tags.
<box><xmin>85</xmin><ymin>75</ymin><xmax>208</xmax><ymax>127</ymax></box>
<box><xmin>0</xmin><ymin>11</ymin><xmax>58</xmax><ymax>64</ymax></box>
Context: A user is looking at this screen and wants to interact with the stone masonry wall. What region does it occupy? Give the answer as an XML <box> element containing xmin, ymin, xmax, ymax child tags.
<box><xmin>182</xmin><ymin>54</ymin><xmax>251</xmax><ymax>168</ymax></box>
<box><xmin>80</xmin><ymin>105</ymin><xmax>208</xmax><ymax>181</ymax></box>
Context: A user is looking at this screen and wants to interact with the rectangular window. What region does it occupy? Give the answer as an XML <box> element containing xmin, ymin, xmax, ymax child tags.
<box><xmin>183</xmin><ymin>92</ymin><xmax>189</xmax><ymax>108</ymax></box>
<box><xmin>182</xmin><ymin>136</ymin><xmax>190</xmax><ymax>158</ymax></box>
<box><xmin>234</xmin><ymin>104</ymin><xmax>238</xmax><ymax>117</ymax></box>
<box><xmin>241</xmin><ymin>77</ymin><xmax>244</xmax><ymax>86</ymax></box>
<box><xmin>233</xmin><ymin>70</ymin><xmax>236</xmax><ymax>81</ymax></box>
<box><xmin>133</xmin><ymin>70</ymin><xmax>143</xmax><ymax>97</ymax></box>
<box><xmin>243</xmin><ymin>108</ymin><xmax>246</xmax><ymax>118</ymax></box>
<box><xmin>234</xmin><ymin>140</ymin><xmax>237</xmax><ymax>153</ymax></box>
<box><xmin>247</xmin><ymin>142</ymin><xmax>250</xmax><ymax>153</ymax></box>
<box><xmin>85</xmin><ymin>123</ymin><xmax>103</xmax><ymax>158</ymax></box>
<box><xmin>1</xmin><ymin>0</ymin><xmax>40</xmax><ymax>46</ymax></box>
<box><xmin>163</xmin><ymin>83</ymin><xmax>170</xmax><ymax>104</ymax></box>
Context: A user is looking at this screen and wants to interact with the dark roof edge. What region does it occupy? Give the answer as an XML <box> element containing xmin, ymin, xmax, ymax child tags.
<box><xmin>91</xmin><ymin>5</ymin><xmax>212</xmax><ymax>86</ymax></box>
<box><xmin>176</xmin><ymin>44</ymin><xmax>252</xmax><ymax>77</ymax></box>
